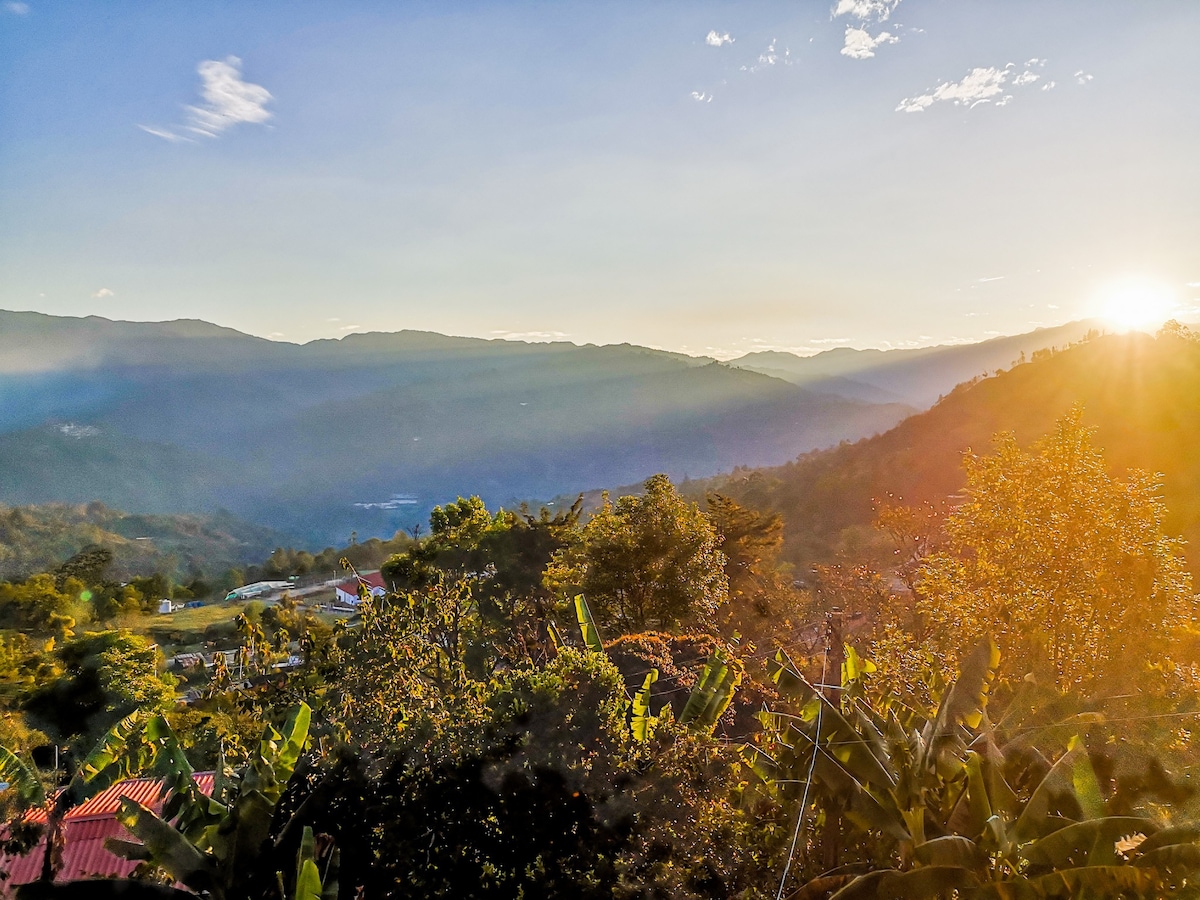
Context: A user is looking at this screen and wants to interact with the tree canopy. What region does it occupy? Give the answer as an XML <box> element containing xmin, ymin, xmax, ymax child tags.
<box><xmin>914</xmin><ymin>407</ymin><xmax>1196</xmax><ymax>690</ymax></box>
<box><xmin>546</xmin><ymin>474</ymin><xmax>728</xmax><ymax>633</ymax></box>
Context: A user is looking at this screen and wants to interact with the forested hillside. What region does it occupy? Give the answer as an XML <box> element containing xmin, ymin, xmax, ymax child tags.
<box><xmin>707</xmin><ymin>327</ymin><xmax>1200</xmax><ymax>570</ymax></box>
<box><xmin>0</xmin><ymin>311</ymin><xmax>914</xmax><ymax>544</ymax></box>
<box><xmin>0</xmin><ymin>503</ymin><xmax>283</xmax><ymax>582</ymax></box>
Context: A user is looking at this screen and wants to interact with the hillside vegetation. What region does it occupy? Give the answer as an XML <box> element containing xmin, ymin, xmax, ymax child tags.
<box><xmin>707</xmin><ymin>329</ymin><xmax>1200</xmax><ymax>570</ymax></box>
<box><xmin>0</xmin><ymin>502</ymin><xmax>282</xmax><ymax>582</ymax></box>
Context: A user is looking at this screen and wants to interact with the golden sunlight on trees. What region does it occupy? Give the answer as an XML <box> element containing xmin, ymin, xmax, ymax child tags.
<box><xmin>545</xmin><ymin>474</ymin><xmax>728</xmax><ymax>633</ymax></box>
<box><xmin>914</xmin><ymin>407</ymin><xmax>1195</xmax><ymax>690</ymax></box>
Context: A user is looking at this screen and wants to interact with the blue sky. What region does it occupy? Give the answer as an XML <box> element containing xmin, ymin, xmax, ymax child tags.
<box><xmin>3</xmin><ymin>1</ymin><xmax>1199</xmax><ymax>357</ymax></box>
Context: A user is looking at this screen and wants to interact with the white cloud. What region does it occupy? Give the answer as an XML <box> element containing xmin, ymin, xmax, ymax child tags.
<box><xmin>977</xmin><ymin>276</ymin><xmax>1005</xmax><ymax>283</ymax></box>
<box><xmin>705</xmin><ymin>30</ymin><xmax>734</xmax><ymax>47</ymax></box>
<box><xmin>4</xmin><ymin>2</ymin><xmax>29</xmax><ymax>15</ymax></box>
<box><xmin>1187</xmin><ymin>282</ymin><xmax>1200</xmax><ymax>288</ymax></box>
<box><xmin>137</xmin><ymin>124</ymin><xmax>192</xmax><ymax>143</ymax></box>
<box><xmin>92</xmin><ymin>287</ymin><xmax>114</xmax><ymax>299</ymax></box>
<box><xmin>841</xmin><ymin>26</ymin><xmax>898</xmax><ymax>59</ymax></box>
<box><xmin>140</xmin><ymin>56</ymin><xmax>273</xmax><ymax>142</ymax></box>
<box><xmin>339</xmin><ymin>325</ymin><xmax>362</xmax><ymax>332</ymax></box>
<box><xmin>186</xmin><ymin>57</ymin><xmax>273</xmax><ymax>137</ymax></box>
<box><xmin>1074</xmin><ymin>70</ymin><xmax>1094</xmax><ymax>85</ymax></box>
<box><xmin>896</xmin><ymin>63</ymin><xmax>1049</xmax><ymax>113</ymax></box>
<box><xmin>690</xmin><ymin>91</ymin><xmax>713</xmax><ymax>102</ymax></box>
<box><xmin>1042</xmin><ymin>81</ymin><xmax>1056</xmax><ymax>91</ymax></box>
<box><xmin>832</xmin><ymin>0</ymin><xmax>900</xmax><ymax>22</ymax></box>
<box><xmin>490</xmin><ymin>330</ymin><xmax>570</xmax><ymax>341</ymax></box>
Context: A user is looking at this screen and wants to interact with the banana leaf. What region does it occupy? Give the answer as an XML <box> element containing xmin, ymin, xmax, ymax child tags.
<box><xmin>630</xmin><ymin>669</ymin><xmax>658</xmax><ymax>742</ymax></box>
<box><xmin>913</xmin><ymin>835</ymin><xmax>986</xmax><ymax>869</ymax></box>
<box><xmin>829</xmin><ymin>865</ymin><xmax>980</xmax><ymax>899</ymax></box>
<box><xmin>1020</xmin><ymin>817</ymin><xmax>1159</xmax><ymax>868</ymax></box>
<box><xmin>112</xmin><ymin>797</ymin><xmax>215</xmax><ymax>894</ymax></box>
<box><xmin>574</xmin><ymin>595</ymin><xmax>604</xmax><ymax>654</ymax></box>
<box><xmin>0</xmin><ymin>744</ymin><xmax>45</xmax><ymax>806</ymax></box>
<box><xmin>293</xmin><ymin>826</ymin><xmax>323</xmax><ymax>900</ymax></box>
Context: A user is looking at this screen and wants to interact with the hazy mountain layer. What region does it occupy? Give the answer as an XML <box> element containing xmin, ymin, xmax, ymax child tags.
<box><xmin>0</xmin><ymin>311</ymin><xmax>915</xmax><ymax>543</ymax></box>
<box><xmin>731</xmin><ymin>320</ymin><xmax>1106</xmax><ymax>407</ymax></box>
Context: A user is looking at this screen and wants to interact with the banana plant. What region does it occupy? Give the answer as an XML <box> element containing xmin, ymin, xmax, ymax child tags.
<box><xmin>107</xmin><ymin>703</ymin><xmax>317</xmax><ymax>900</ymax></box>
<box><xmin>750</xmin><ymin>638</ymin><xmax>1200</xmax><ymax>899</ymax></box>
<box><xmin>572</xmin><ymin>594</ymin><xmax>740</xmax><ymax>742</ymax></box>
<box><xmin>0</xmin><ymin>711</ymin><xmax>156</xmax><ymax>883</ymax></box>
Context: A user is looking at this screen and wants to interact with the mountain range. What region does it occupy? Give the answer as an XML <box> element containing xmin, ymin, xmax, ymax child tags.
<box><xmin>0</xmin><ymin>309</ymin><xmax>1103</xmax><ymax>544</ymax></box>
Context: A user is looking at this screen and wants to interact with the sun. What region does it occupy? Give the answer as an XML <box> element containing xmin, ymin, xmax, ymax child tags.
<box><xmin>1095</xmin><ymin>277</ymin><xmax>1178</xmax><ymax>332</ymax></box>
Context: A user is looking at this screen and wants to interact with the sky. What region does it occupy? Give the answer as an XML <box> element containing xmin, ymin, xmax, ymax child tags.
<box><xmin>2</xmin><ymin>0</ymin><xmax>1200</xmax><ymax>359</ymax></box>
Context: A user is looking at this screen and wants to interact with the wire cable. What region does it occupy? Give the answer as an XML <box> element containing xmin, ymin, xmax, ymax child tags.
<box><xmin>775</xmin><ymin>639</ymin><xmax>829</xmax><ymax>900</ymax></box>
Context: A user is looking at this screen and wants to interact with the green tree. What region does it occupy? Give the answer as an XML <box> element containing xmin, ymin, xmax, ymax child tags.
<box><xmin>24</xmin><ymin>630</ymin><xmax>175</xmax><ymax>746</ymax></box>
<box><xmin>546</xmin><ymin>475</ymin><xmax>728</xmax><ymax>633</ymax></box>
<box><xmin>913</xmin><ymin>408</ymin><xmax>1195</xmax><ymax>690</ymax></box>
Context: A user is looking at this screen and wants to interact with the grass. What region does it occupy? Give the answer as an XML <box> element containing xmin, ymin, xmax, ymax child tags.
<box><xmin>128</xmin><ymin>600</ymin><xmax>248</xmax><ymax>656</ymax></box>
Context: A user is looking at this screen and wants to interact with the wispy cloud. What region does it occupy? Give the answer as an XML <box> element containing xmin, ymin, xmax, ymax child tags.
<box><xmin>832</xmin><ymin>0</ymin><xmax>900</xmax><ymax>22</ymax></box>
<box><xmin>140</xmin><ymin>56</ymin><xmax>273</xmax><ymax>142</ymax></box>
<box><xmin>138</xmin><ymin>124</ymin><xmax>192</xmax><ymax>143</ymax></box>
<box><xmin>3</xmin><ymin>2</ymin><xmax>29</xmax><ymax>15</ymax></box>
<box><xmin>1074</xmin><ymin>70</ymin><xmax>1094</xmax><ymax>85</ymax></box>
<box><xmin>339</xmin><ymin>324</ymin><xmax>363</xmax><ymax>332</ymax></box>
<box><xmin>739</xmin><ymin>39</ymin><xmax>793</xmax><ymax>73</ymax></box>
<box><xmin>705</xmin><ymin>30</ymin><xmax>734</xmax><ymax>47</ymax></box>
<box><xmin>977</xmin><ymin>276</ymin><xmax>1005</xmax><ymax>283</ymax></box>
<box><xmin>896</xmin><ymin>62</ymin><xmax>1047</xmax><ymax>113</ymax></box>
<box><xmin>491</xmin><ymin>330</ymin><xmax>569</xmax><ymax>342</ymax></box>
<box><xmin>841</xmin><ymin>26</ymin><xmax>898</xmax><ymax>59</ymax></box>
<box><xmin>92</xmin><ymin>287</ymin><xmax>114</xmax><ymax>299</ymax></box>
<box><xmin>690</xmin><ymin>91</ymin><xmax>713</xmax><ymax>103</ymax></box>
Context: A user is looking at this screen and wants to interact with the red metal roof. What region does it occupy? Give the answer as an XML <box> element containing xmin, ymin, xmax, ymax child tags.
<box><xmin>335</xmin><ymin>571</ymin><xmax>387</xmax><ymax>595</ymax></box>
<box><xmin>0</xmin><ymin>773</ymin><xmax>214</xmax><ymax>893</ymax></box>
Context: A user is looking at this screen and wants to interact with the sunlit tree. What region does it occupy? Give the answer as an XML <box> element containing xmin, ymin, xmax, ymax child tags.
<box><xmin>914</xmin><ymin>407</ymin><xmax>1195</xmax><ymax>690</ymax></box>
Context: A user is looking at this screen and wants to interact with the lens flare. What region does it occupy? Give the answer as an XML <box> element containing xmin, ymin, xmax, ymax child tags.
<box><xmin>1095</xmin><ymin>278</ymin><xmax>1178</xmax><ymax>331</ymax></box>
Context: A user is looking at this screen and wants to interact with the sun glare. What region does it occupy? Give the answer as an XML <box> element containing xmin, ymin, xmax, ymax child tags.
<box><xmin>1095</xmin><ymin>278</ymin><xmax>1178</xmax><ymax>332</ymax></box>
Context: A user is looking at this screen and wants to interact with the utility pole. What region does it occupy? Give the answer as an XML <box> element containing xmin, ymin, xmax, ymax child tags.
<box><xmin>821</xmin><ymin>607</ymin><xmax>845</xmax><ymax>872</ymax></box>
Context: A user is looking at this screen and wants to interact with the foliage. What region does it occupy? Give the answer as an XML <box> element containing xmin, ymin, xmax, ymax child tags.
<box><xmin>0</xmin><ymin>574</ymin><xmax>82</xmax><ymax>638</ymax></box>
<box><xmin>914</xmin><ymin>408</ymin><xmax>1196</xmax><ymax>690</ymax></box>
<box><xmin>546</xmin><ymin>475</ymin><xmax>728</xmax><ymax>633</ymax></box>
<box><xmin>109</xmin><ymin>704</ymin><xmax>315</xmax><ymax>900</ymax></box>
<box><xmin>752</xmin><ymin>639</ymin><xmax>1200</xmax><ymax>899</ymax></box>
<box><xmin>23</xmin><ymin>630</ymin><xmax>175</xmax><ymax>746</ymax></box>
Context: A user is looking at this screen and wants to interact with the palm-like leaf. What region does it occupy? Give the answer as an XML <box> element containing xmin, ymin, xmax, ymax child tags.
<box><xmin>0</xmin><ymin>744</ymin><xmax>45</xmax><ymax>807</ymax></box>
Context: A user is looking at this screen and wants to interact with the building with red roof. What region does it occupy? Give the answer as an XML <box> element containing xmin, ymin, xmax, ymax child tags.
<box><xmin>333</xmin><ymin>570</ymin><xmax>388</xmax><ymax>606</ymax></box>
<box><xmin>0</xmin><ymin>772</ymin><xmax>214</xmax><ymax>893</ymax></box>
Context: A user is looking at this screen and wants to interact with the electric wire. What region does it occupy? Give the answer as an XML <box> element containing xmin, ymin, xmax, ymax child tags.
<box><xmin>775</xmin><ymin>639</ymin><xmax>829</xmax><ymax>900</ymax></box>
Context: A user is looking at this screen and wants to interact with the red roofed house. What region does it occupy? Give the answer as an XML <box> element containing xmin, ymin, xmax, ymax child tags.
<box><xmin>334</xmin><ymin>570</ymin><xmax>388</xmax><ymax>606</ymax></box>
<box><xmin>0</xmin><ymin>772</ymin><xmax>214</xmax><ymax>894</ymax></box>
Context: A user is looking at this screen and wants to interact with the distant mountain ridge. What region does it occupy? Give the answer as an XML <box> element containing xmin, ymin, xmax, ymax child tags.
<box><xmin>730</xmin><ymin>319</ymin><xmax>1107</xmax><ymax>407</ymax></box>
<box><xmin>0</xmin><ymin>310</ymin><xmax>1107</xmax><ymax>545</ymax></box>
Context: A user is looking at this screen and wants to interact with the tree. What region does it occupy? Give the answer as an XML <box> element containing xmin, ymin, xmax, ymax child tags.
<box><xmin>913</xmin><ymin>408</ymin><xmax>1195</xmax><ymax>691</ymax></box>
<box><xmin>546</xmin><ymin>475</ymin><xmax>728</xmax><ymax>633</ymax></box>
<box><xmin>23</xmin><ymin>631</ymin><xmax>175</xmax><ymax>747</ymax></box>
